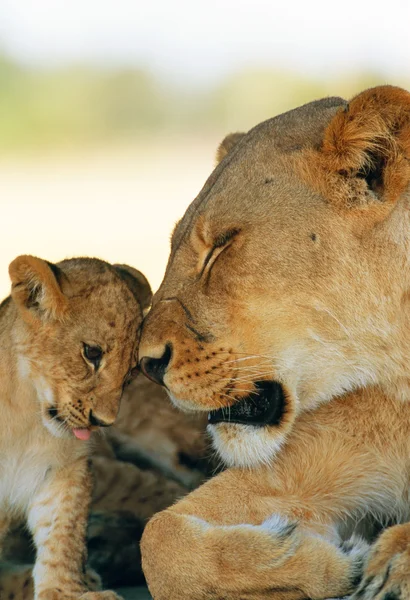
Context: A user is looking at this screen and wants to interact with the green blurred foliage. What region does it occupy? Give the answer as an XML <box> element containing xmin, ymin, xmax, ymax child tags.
<box><xmin>0</xmin><ymin>55</ymin><xmax>408</xmax><ymax>152</ymax></box>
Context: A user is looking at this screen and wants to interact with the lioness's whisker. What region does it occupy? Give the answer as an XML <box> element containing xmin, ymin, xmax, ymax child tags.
<box><xmin>220</xmin><ymin>372</ymin><xmax>274</xmax><ymax>383</ymax></box>
<box><xmin>224</xmin><ymin>354</ymin><xmax>274</xmax><ymax>365</ymax></box>
<box><xmin>219</xmin><ymin>392</ymin><xmax>243</xmax><ymax>404</ymax></box>
<box><xmin>230</xmin><ymin>363</ymin><xmax>272</xmax><ymax>371</ymax></box>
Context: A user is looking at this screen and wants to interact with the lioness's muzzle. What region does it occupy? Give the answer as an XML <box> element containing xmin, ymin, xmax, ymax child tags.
<box><xmin>208</xmin><ymin>380</ymin><xmax>286</xmax><ymax>427</ymax></box>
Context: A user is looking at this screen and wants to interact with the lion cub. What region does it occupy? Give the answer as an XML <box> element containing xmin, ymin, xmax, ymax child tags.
<box><xmin>0</xmin><ymin>255</ymin><xmax>151</xmax><ymax>600</ymax></box>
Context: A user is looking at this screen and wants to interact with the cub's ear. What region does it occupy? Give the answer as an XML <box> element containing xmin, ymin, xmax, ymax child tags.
<box><xmin>113</xmin><ymin>264</ymin><xmax>152</xmax><ymax>315</ymax></box>
<box><xmin>216</xmin><ymin>132</ymin><xmax>246</xmax><ymax>164</ymax></box>
<box><xmin>317</xmin><ymin>85</ymin><xmax>410</xmax><ymax>215</ymax></box>
<box><xmin>9</xmin><ymin>255</ymin><xmax>68</xmax><ymax>322</ymax></box>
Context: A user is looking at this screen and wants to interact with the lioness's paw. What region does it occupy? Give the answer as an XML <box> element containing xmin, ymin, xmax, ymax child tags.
<box><xmin>351</xmin><ymin>524</ymin><xmax>410</xmax><ymax>600</ymax></box>
<box><xmin>339</xmin><ymin>534</ymin><xmax>370</xmax><ymax>589</ymax></box>
<box><xmin>351</xmin><ymin>558</ymin><xmax>410</xmax><ymax>600</ymax></box>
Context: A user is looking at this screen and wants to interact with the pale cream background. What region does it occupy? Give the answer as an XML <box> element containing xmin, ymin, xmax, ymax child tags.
<box><xmin>0</xmin><ymin>138</ymin><xmax>216</xmax><ymax>299</ymax></box>
<box><xmin>1</xmin><ymin>0</ymin><xmax>409</xmax><ymax>301</ymax></box>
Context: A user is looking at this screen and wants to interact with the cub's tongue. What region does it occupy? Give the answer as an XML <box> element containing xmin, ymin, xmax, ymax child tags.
<box><xmin>73</xmin><ymin>428</ymin><xmax>91</xmax><ymax>441</ymax></box>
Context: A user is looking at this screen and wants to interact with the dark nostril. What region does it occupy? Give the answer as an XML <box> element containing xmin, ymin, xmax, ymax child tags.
<box><xmin>139</xmin><ymin>343</ymin><xmax>172</xmax><ymax>386</ymax></box>
<box><xmin>89</xmin><ymin>410</ymin><xmax>113</xmax><ymax>428</ymax></box>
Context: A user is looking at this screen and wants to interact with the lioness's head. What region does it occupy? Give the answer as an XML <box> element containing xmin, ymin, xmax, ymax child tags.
<box><xmin>140</xmin><ymin>86</ymin><xmax>410</xmax><ymax>467</ymax></box>
<box><xmin>7</xmin><ymin>255</ymin><xmax>151</xmax><ymax>440</ymax></box>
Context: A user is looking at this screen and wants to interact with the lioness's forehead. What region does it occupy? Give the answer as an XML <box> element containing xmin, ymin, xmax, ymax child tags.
<box><xmin>172</xmin><ymin>96</ymin><xmax>347</xmax><ymax>249</ymax></box>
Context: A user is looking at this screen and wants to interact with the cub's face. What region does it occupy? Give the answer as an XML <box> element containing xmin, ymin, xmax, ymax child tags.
<box><xmin>9</xmin><ymin>256</ymin><xmax>151</xmax><ymax>441</ymax></box>
<box><xmin>140</xmin><ymin>86</ymin><xmax>410</xmax><ymax>467</ymax></box>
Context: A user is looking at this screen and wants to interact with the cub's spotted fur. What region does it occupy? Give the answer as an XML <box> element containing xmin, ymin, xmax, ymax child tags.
<box><xmin>0</xmin><ymin>255</ymin><xmax>149</xmax><ymax>600</ymax></box>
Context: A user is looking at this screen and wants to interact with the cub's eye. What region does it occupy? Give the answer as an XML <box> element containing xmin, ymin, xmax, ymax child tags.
<box><xmin>83</xmin><ymin>344</ymin><xmax>103</xmax><ymax>369</ymax></box>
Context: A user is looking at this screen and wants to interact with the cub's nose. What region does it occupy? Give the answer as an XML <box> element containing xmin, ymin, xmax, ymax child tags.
<box><xmin>88</xmin><ymin>410</ymin><xmax>115</xmax><ymax>428</ymax></box>
<box><xmin>139</xmin><ymin>343</ymin><xmax>172</xmax><ymax>386</ymax></box>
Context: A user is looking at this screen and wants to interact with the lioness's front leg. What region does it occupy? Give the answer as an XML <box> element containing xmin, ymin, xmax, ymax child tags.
<box><xmin>27</xmin><ymin>458</ymin><xmax>121</xmax><ymax>600</ymax></box>
<box><xmin>141</xmin><ymin>467</ymin><xmax>369</xmax><ymax>600</ymax></box>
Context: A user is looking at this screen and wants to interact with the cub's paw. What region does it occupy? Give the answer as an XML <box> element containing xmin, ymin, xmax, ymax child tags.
<box><xmin>38</xmin><ymin>588</ymin><xmax>122</xmax><ymax>600</ymax></box>
<box><xmin>351</xmin><ymin>524</ymin><xmax>410</xmax><ymax>600</ymax></box>
<box><xmin>84</xmin><ymin>568</ymin><xmax>102</xmax><ymax>592</ymax></box>
<box><xmin>80</xmin><ymin>592</ymin><xmax>123</xmax><ymax>600</ymax></box>
<box><xmin>38</xmin><ymin>592</ymin><xmax>85</xmax><ymax>600</ymax></box>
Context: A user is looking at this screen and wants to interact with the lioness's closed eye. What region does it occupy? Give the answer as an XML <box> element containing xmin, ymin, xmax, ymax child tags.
<box><xmin>0</xmin><ymin>255</ymin><xmax>151</xmax><ymax>600</ymax></box>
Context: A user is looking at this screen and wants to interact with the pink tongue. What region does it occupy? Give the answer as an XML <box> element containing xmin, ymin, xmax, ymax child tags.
<box><xmin>73</xmin><ymin>428</ymin><xmax>91</xmax><ymax>441</ymax></box>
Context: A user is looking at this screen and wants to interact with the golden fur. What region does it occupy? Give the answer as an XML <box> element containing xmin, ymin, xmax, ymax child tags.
<box><xmin>0</xmin><ymin>255</ymin><xmax>149</xmax><ymax>599</ymax></box>
<box><xmin>87</xmin><ymin>376</ymin><xmax>212</xmax><ymax>586</ymax></box>
<box><xmin>139</xmin><ymin>86</ymin><xmax>410</xmax><ymax>599</ymax></box>
<box><xmin>101</xmin><ymin>374</ymin><xmax>210</xmax><ymax>489</ymax></box>
<box><xmin>3</xmin><ymin>374</ymin><xmax>212</xmax><ymax>591</ymax></box>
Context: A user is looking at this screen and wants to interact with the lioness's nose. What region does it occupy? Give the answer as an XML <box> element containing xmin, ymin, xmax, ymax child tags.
<box><xmin>140</xmin><ymin>343</ymin><xmax>172</xmax><ymax>386</ymax></box>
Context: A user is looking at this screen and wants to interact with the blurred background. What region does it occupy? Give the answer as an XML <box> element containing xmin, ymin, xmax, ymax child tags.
<box><xmin>1</xmin><ymin>0</ymin><xmax>409</xmax><ymax>298</ymax></box>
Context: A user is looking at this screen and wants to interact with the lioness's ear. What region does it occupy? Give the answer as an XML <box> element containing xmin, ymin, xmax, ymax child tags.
<box><xmin>216</xmin><ymin>132</ymin><xmax>246</xmax><ymax>164</ymax></box>
<box><xmin>319</xmin><ymin>85</ymin><xmax>410</xmax><ymax>213</ymax></box>
<box><xmin>114</xmin><ymin>264</ymin><xmax>152</xmax><ymax>315</ymax></box>
<box><xmin>9</xmin><ymin>255</ymin><xmax>68</xmax><ymax>322</ymax></box>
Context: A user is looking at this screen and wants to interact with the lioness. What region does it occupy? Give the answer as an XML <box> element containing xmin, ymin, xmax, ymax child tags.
<box><xmin>139</xmin><ymin>86</ymin><xmax>410</xmax><ymax>599</ymax></box>
<box><xmin>0</xmin><ymin>255</ymin><xmax>149</xmax><ymax>599</ymax></box>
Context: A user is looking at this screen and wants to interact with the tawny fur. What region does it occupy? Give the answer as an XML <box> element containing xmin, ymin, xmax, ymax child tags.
<box><xmin>3</xmin><ymin>374</ymin><xmax>213</xmax><ymax>590</ymax></box>
<box><xmin>100</xmin><ymin>374</ymin><xmax>211</xmax><ymax>490</ymax></box>
<box><xmin>139</xmin><ymin>86</ymin><xmax>410</xmax><ymax>599</ymax></box>
<box><xmin>0</xmin><ymin>255</ymin><xmax>149</xmax><ymax>600</ymax></box>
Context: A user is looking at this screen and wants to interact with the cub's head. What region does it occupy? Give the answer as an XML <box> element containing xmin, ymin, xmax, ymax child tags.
<box><xmin>139</xmin><ymin>85</ymin><xmax>410</xmax><ymax>468</ymax></box>
<box><xmin>8</xmin><ymin>255</ymin><xmax>151</xmax><ymax>440</ymax></box>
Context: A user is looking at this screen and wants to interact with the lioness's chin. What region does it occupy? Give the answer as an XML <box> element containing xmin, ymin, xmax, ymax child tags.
<box><xmin>169</xmin><ymin>380</ymin><xmax>294</xmax><ymax>467</ymax></box>
<box><xmin>207</xmin><ymin>422</ymin><xmax>287</xmax><ymax>468</ymax></box>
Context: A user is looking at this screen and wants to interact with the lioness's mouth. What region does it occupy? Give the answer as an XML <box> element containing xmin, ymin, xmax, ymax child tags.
<box><xmin>208</xmin><ymin>380</ymin><xmax>285</xmax><ymax>427</ymax></box>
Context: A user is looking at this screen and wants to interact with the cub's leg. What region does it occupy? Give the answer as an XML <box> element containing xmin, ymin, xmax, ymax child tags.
<box><xmin>27</xmin><ymin>457</ymin><xmax>122</xmax><ymax>600</ymax></box>
<box><xmin>0</xmin><ymin>560</ymin><xmax>101</xmax><ymax>600</ymax></box>
<box><xmin>352</xmin><ymin>522</ymin><xmax>410</xmax><ymax>600</ymax></box>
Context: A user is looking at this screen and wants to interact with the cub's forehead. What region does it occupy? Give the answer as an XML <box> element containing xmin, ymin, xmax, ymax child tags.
<box><xmin>71</xmin><ymin>279</ymin><xmax>140</xmax><ymax>317</ymax></box>
<box><xmin>59</xmin><ymin>259</ymin><xmax>128</xmax><ymax>298</ymax></box>
<box><xmin>58</xmin><ymin>258</ymin><xmax>116</xmax><ymax>288</ymax></box>
<box><xmin>58</xmin><ymin>258</ymin><xmax>141</xmax><ymax>320</ymax></box>
<box><xmin>66</xmin><ymin>282</ymin><xmax>141</xmax><ymax>350</ymax></box>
